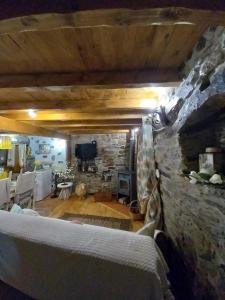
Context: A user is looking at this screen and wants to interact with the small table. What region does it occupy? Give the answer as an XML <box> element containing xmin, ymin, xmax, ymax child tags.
<box><xmin>57</xmin><ymin>182</ymin><xmax>73</xmax><ymax>200</ymax></box>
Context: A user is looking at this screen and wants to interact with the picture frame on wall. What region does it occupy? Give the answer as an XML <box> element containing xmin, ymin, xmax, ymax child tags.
<box><xmin>39</xmin><ymin>144</ymin><xmax>51</xmax><ymax>154</ymax></box>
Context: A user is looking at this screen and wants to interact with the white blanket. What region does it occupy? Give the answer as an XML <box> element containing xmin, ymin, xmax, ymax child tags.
<box><xmin>0</xmin><ymin>211</ymin><xmax>170</xmax><ymax>300</ymax></box>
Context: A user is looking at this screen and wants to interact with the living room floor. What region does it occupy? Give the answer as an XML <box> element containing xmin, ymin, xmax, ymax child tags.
<box><xmin>35</xmin><ymin>195</ymin><xmax>144</xmax><ymax>232</ymax></box>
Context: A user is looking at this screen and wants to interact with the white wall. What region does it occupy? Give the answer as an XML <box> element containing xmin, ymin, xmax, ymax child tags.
<box><xmin>29</xmin><ymin>136</ymin><xmax>67</xmax><ymax>171</ymax></box>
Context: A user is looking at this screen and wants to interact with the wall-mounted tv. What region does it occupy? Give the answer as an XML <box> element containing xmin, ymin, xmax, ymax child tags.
<box><xmin>75</xmin><ymin>141</ymin><xmax>97</xmax><ymax>160</ymax></box>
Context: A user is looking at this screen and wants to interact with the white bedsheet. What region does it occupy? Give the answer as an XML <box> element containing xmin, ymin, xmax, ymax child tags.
<box><xmin>0</xmin><ymin>211</ymin><xmax>171</xmax><ymax>300</ymax></box>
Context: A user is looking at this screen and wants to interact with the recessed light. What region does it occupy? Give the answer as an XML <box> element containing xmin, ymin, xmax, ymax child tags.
<box><xmin>28</xmin><ymin>109</ymin><xmax>37</xmax><ymax>118</ymax></box>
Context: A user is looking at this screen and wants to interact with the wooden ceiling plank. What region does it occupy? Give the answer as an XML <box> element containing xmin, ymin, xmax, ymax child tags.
<box><xmin>0</xmin><ymin>25</ymin><xmax>204</xmax><ymax>74</ymax></box>
<box><xmin>0</xmin><ymin>69</ymin><xmax>180</xmax><ymax>88</ymax></box>
<box><xmin>0</xmin><ymin>115</ymin><xmax>68</xmax><ymax>139</ymax></box>
<box><xmin>0</xmin><ymin>7</ymin><xmax>225</xmax><ymax>36</ymax></box>
<box><xmin>158</xmin><ymin>24</ymin><xmax>206</xmax><ymax>68</ymax></box>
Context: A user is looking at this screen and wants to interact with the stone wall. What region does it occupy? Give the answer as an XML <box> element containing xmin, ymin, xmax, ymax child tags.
<box><xmin>154</xmin><ymin>27</ymin><xmax>225</xmax><ymax>299</ymax></box>
<box><xmin>71</xmin><ymin>133</ymin><xmax>130</xmax><ymax>194</ymax></box>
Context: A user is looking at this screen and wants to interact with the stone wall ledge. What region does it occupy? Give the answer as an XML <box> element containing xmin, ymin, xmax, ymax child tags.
<box><xmin>161</xmin><ymin>173</ymin><xmax>225</xmax><ymax>199</ymax></box>
<box><xmin>187</xmin><ymin>177</ymin><xmax>225</xmax><ymax>197</ymax></box>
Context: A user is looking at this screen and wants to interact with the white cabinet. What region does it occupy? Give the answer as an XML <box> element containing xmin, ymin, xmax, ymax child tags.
<box><xmin>35</xmin><ymin>169</ymin><xmax>52</xmax><ymax>201</ymax></box>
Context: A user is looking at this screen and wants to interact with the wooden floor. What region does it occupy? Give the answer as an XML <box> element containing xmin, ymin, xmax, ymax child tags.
<box><xmin>35</xmin><ymin>194</ymin><xmax>144</xmax><ymax>232</ymax></box>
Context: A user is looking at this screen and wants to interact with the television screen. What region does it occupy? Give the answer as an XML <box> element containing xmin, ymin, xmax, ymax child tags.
<box><xmin>75</xmin><ymin>141</ymin><xmax>97</xmax><ymax>160</ymax></box>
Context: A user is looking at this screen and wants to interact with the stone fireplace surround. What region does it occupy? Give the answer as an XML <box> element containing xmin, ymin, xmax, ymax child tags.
<box><xmin>153</xmin><ymin>27</ymin><xmax>225</xmax><ymax>300</ymax></box>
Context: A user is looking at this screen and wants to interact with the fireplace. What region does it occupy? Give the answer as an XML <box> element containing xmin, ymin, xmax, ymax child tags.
<box><xmin>119</xmin><ymin>177</ymin><xmax>129</xmax><ymax>191</ymax></box>
<box><xmin>118</xmin><ymin>172</ymin><xmax>130</xmax><ymax>196</ymax></box>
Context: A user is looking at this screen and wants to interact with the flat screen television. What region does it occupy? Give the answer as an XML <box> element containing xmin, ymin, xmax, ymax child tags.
<box><xmin>75</xmin><ymin>141</ymin><xmax>97</xmax><ymax>160</ymax></box>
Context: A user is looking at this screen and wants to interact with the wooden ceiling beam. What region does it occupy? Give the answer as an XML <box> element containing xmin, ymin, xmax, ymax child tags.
<box><xmin>0</xmin><ymin>108</ymin><xmax>150</xmax><ymax>115</ymax></box>
<box><xmin>0</xmin><ymin>0</ymin><xmax>224</xmax><ymax>22</ymax></box>
<box><xmin>0</xmin><ymin>70</ymin><xmax>179</xmax><ymax>89</ymax></box>
<box><xmin>70</xmin><ymin>129</ymin><xmax>130</xmax><ymax>134</ymax></box>
<box><xmin>57</xmin><ymin>125</ymin><xmax>135</xmax><ymax>132</ymax></box>
<box><xmin>0</xmin><ymin>116</ymin><xmax>68</xmax><ymax>139</ymax></box>
<box><xmin>0</xmin><ymin>6</ymin><xmax>225</xmax><ymax>36</ymax></box>
<box><xmin>26</xmin><ymin>119</ymin><xmax>142</xmax><ymax>127</ymax></box>
<box><xmin>0</xmin><ymin>98</ymin><xmax>158</xmax><ymax>110</ymax></box>
<box><xmin>3</xmin><ymin>112</ymin><xmax>145</xmax><ymax>121</ymax></box>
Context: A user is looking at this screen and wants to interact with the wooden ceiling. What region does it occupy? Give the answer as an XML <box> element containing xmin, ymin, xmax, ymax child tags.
<box><xmin>0</xmin><ymin>26</ymin><xmax>203</xmax><ymax>74</ymax></box>
<box><xmin>0</xmin><ymin>1</ymin><xmax>224</xmax><ymax>137</ymax></box>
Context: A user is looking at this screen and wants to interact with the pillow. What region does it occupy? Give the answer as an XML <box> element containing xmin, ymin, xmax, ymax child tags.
<box><xmin>10</xmin><ymin>204</ymin><xmax>40</xmax><ymax>217</ymax></box>
<box><xmin>136</xmin><ymin>221</ymin><xmax>156</xmax><ymax>237</ymax></box>
<box><xmin>10</xmin><ymin>203</ymin><xmax>24</xmax><ymax>214</ymax></box>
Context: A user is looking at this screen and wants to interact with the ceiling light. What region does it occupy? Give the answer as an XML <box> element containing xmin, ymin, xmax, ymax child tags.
<box><xmin>175</xmin><ymin>22</ymin><xmax>195</xmax><ymax>25</ymax></box>
<box><xmin>141</xmin><ymin>98</ymin><xmax>158</xmax><ymax>109</ymax></box>
<box><xmin>28</xmin><ymin>109</ymin><xmax>37</xmax><ymax>118</ymax></box>
<box><xmin>134</xmin><ymin>128</ymin><xmax>139</xmax><ymax>133</ymax></box>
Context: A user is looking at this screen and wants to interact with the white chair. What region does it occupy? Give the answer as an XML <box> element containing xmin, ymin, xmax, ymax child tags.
<box><xmin>0</xmin><ymin>178</ymin><xmax>10</xmax><ymax>210</ymax></box>
<box><xmin>8</xmin><ymin>170</ymin><xmax>12</xmax><ymax>181</ymax></box>
<box><xmin>15</xmin><ymin>172</ymin><xmax>36</xmax><ymax>208</ymax></box>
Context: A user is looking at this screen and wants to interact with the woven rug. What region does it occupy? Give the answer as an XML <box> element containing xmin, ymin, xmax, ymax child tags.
<box><xmin>60</xmin><ymin>213</ymin><xmax>132</xmax><ymax>231</ymax></box>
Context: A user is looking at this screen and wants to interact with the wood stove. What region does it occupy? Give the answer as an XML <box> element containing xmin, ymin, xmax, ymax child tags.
<box><xmin>117</xmin><ymin>170</ymin><xmax>137</xmax><ymax>202</ymax></box>
<box><xmin>117</xmin><ymin>132</ymin><xmax>137</xmax><ymax>203</ymax></box>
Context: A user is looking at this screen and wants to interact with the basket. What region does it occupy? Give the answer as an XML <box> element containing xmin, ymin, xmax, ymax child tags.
<box><xmin>94</xmin><ymin>191</ymin><xmax>112</xmax><ymax>202</ymax></box>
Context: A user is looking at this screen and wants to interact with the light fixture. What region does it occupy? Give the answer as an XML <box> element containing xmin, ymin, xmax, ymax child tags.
<box><xmin>134</xmin><ymin>128</ymin><xmax>139</xmax><ymax>133</ymax></box>
<box><xmin>28</xmin><ymin>109</ymin><xmax>37</xmax><ymax>118</ymax></box>
<box><xmin>175</xmin><ymin>22</ymin><xmax>195</xmax><ymax>25</ymax></box>
<box><xmin>141</xmin><ymin>98</ymin><xmax>158</xmax><ymax>109</ymax></box>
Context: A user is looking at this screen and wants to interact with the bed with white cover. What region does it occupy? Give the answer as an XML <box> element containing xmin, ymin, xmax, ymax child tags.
<box><xmin>0</xmin><ymin>211</ymin><xmax>172</xmax><ymax>300</ymax></box>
